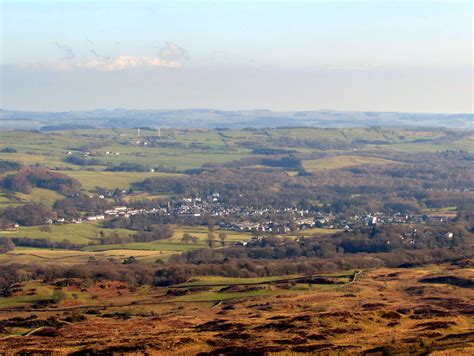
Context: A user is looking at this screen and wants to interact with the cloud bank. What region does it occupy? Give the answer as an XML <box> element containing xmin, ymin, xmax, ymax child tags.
<box><xmin>14</xmin><ymin>42</ymin><xmax>189</xmax><ymax>71</ymax></box>
<box><xmin>77</xmin><ymin>56</ymin><xmax>182</xmax><ymax>70</ymax></box>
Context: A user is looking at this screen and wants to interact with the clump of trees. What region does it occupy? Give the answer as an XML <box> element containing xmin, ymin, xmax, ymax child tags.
<box><xmin>105</xmin><ymin>162</ymin><xmax>150</xmax><ymax>172</ymax></box>
<box><xmin>131</xmin><ymin>226</ymin><xmax>173</xmax><ymax>242</ymax></box>
<box><xmin>54</xmin><ymin>195</ymin><xmax>112</xmax><ymax>218</ymax></box>
<box><xmin>0</xmin><ymin>238</ymin><xmax>15</xmax><ymax>254</ymax></box>
<box><xmin>252</xmin><ymin>148</ymin><xmax>297</xmax><ymax>155</ymax></box>
<box><xmin>0</xmin><ymin>159</ymin><xmax>21</xmax><ymax>173</ymax></box>
<box><xmin>10</xmin><ymin>237</ymin><xmax>83</xmax><ymax>250</ymax></box>
<box><xmin>181</xmin><ymin>233</ymin><xmax>198</xmax><ymax>244</ymax></box>
<box><xmin>0</xmin><ymin>203</ymin><xmax>55</xmax><ymax>226</ymax></box>
<box><xmin>0</xmin><ymin>167</ymin><xmax>80</xmax><ymax>196</ymax></box>
<box><xmin>64</xmin><ymin>155</ymin><xmax>102</xmax><ymax>166</ymax></box>
<box><xmin>0</xmin><ymin>148</ymin><xmax>17</xmax><ymax>154</ymax></box>
<box><xmin>260</xmin><ymin>156</ymin><xmax>302</xmax><ymax>169</ymax></box>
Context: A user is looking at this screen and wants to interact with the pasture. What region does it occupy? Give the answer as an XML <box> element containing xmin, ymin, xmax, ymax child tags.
<box><xmin>302</xmin><ymin>155</ymin><xmax>399</xmax><ymax>171</ymax></box>
<box><xmin>388</xmin><ymin>140</ymin><xmax>474</xmax><ymax>153</ymax></box>
<box><xmin>15</xmin><ymin>188</ymin><xmax>64</xmax><ymax>206</ymax></box>
<box><xmin>60</xmin><ymin>170</ymin><xmax>182</xmax><ymax>191</ymax></box>
<box><xmin>0</xmin><ymin>246</ymin><xmax>172</xmax><ymax>265</ymax></box>
<box><xmin>0</xmin><ymin>222</ymin><xmax>134</xmax><ymax>244</ymax></box>
<box><xmin>0</xmin><ymin>188</ymin><xmax>64</xmax><ymax>208</ymax></box>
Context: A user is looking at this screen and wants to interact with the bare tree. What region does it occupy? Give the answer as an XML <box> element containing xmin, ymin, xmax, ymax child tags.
<box><xmin>207</xmin><ymin>225</ymin><xmax>216</xmax><ymax>247</ymax></box>
<box><xmin>218</xmin><ymin>232</ymin><xmax>227</xmax><ymax>246</ymax></box>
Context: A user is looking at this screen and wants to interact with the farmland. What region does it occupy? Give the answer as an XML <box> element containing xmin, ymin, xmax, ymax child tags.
<box><xmin>0</xmin><ymin>223</ymin><xmax>253</xmax><ymax>264</ymax></box>
<box><xmin>302</xmin><ymin>155</ymin><xmax>398</xmax><ymax>171</ymax></box>
<box><xmin>0</xmin><ymin>127</ymin><xmax>471</xmax><ymax>177</ymax></box>
<box><xmin>61</xmin><ymin>171</ymin><xmax>182</xmax><ymax>191</ymax></box>
<box><xmin>0</xmin><ymin>247</ymin><xmax>170</xmax><ymax>265</ymax></box>
<box><xmin>0</xmin><ymin>222</ymin><xmax>133</xmax><ymax>244</ymax></box>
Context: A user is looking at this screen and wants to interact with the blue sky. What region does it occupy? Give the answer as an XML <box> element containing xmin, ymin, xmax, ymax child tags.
<box><xmin>1</xmin><ymin>1</ymin><xmax>472</xmax><ymax>112</ymax></box>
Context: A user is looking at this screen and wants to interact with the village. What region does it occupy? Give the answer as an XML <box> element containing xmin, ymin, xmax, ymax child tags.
<box><xmin>2</xmin><ymin>189</ymin><xmax>454</xmax><ymax>237</ymax></box>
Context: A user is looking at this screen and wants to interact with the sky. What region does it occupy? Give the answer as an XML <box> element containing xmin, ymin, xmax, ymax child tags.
<box><xmin>0</xmin><ymin>0</ymin><xmax>472</xmax><ymax>113</ymax></box>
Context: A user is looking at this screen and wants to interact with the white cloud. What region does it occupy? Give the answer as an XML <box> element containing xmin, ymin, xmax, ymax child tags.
<box><xmin>77</xmin><ymin>56</ymin><xmax>182</xmax><ymax>71</ymax></box>
<box><xmin>18</xmin><ymin>55</ymin><xmax>183</xmax><ymax>71</ymax></box>
<box><xmin>158</xmin><ymin>41</ymin><xmax>189</xmax><ymax>62</ymax></box>
<box><xmin>78</xmin><ymin>41</ymin><xmax>189</xmax><ymax>70</ymax></box>
<box><xmin>14</xmin><ymin>41</ymin><xmax>190</xmax><ymax>71</ymax></box>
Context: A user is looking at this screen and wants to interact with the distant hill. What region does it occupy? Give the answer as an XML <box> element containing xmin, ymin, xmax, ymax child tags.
<box><xmin>0</xmin><ymin>108</ymin><xmax>472</xmax><ymax>130</ymax></box>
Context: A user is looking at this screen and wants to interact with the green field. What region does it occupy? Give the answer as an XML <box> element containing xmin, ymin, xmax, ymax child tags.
<box><xmin>0</xmin><ymin>128</ymin><xmax>252</xmax><ymax>172</ymax></box>
<box><xmin>388</xmin><ymin>140</ymin><xmax>474</xmax><ymax>153</ymax></box>
<box><xmin>171</xmin><ymin>226</ymin><xmax>251</xmax><ymax>242</ymax></box>
<box><xmin>0</xmin><ymin>282</ymin><xmax>55</xmax><ymax>308</ymax></box>
<box><xmin>302</xmin><ymin>155</ymin><xmax>399</xmax><ymax>171</ymax></box>
<box><xmin>0</xmin><ymin>222</ymin><xmax>134</xmax><ymax>244</ymax></box>
<box><xmin>0</xmin><ymin>188</ymin><xmax>64</xmax><ymax>208</ymax></box>
<box><xmin>15</xmin><ymin>188</ymin><xmax>64</xmax><ymax>206</ymax></box>
<box><xmin>0</xmin><ymin>280</ymin><xmax>93</xmax><ymax>308</ymax></box>
<box><xmin>60</xmin><ymin>170</ymin><xmax>182</xmax><ymax>190</ymax></box>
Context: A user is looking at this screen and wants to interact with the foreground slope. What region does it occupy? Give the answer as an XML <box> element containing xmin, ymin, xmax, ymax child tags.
<box><xmin>0</xmin><ymin>263</ymin><xmax>472</xmax><ymax>354</ymax></box>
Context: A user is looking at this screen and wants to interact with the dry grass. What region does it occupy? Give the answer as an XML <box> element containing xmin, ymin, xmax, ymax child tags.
<box><xmin>0</xmin><ymin>263</ymin><xmax>472</xmax><ymax>354</ymax></box>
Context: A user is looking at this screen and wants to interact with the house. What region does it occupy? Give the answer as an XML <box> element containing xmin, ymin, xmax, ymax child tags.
<box><xmin>87</xmin><ymin>215</ymin><xmax>105</xmax><ymax>221</ymax></box>
<box><xmin>1</xmin><ymin>223</ymin><xmax>19</xmax><ymax>232</ymax></box>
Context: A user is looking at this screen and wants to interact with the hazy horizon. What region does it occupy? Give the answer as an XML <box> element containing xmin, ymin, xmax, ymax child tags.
<box><xmin>1</xmin><ymin>106</ymin><xmax>473</xmax><ymax>115</ymax></box>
